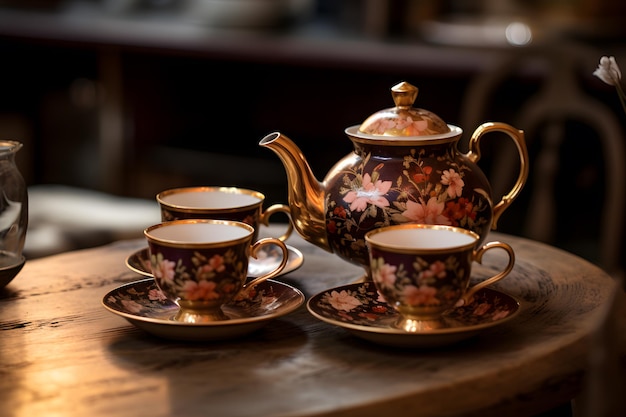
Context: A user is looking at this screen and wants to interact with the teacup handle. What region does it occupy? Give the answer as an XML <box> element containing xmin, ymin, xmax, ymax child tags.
<box><xmin>460</xmin><ymin>241</ymin><xmax>516</xmax><ymax>306</ymax></box>
<box><xmin>260</xmin><ymin>204</ymin><xmax>293</xmax><ymax>242</ymax></box>
<box><xmin>241</xmin><ymin>238</ymin><xmax>289</xmax><ymax>293</ymax></box>
<box><xmin>465</xmin><ymin>122</ymin><xmax>530</xmax><ymax>229</ymax></box>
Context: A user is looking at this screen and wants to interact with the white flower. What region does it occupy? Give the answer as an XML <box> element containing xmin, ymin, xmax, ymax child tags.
<box><xmin>593</xmin><ymin>55</ymin><xmax>626</xmax><ymax>116</ymax></box>
<box><xmin>594</xmin><ymin>56</ymin><xmax>621</xmax><ymax>86</ymax></box>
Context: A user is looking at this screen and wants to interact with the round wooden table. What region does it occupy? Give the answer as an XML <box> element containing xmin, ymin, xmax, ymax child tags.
<box><xmin>0</xmin><ymin>227</ymin><xmax>622</xmax><ymax>417</ymax></box>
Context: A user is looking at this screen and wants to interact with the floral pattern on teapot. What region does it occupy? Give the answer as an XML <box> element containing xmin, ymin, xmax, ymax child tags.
<box><xmin>259</xmin><ymin>81</ymin><xmax>528</xmax><ymax>277</ymax></box>
<box><xmin>325</xmin><ymin>147</ymin><xmax>490</xmax><ymax>265</ymax></box>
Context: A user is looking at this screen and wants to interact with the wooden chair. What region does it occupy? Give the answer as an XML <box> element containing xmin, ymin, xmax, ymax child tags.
<box><xmin>460</xmin><ymin>40</ymin><xmax>625</xmax><ymax>278</ymax></box>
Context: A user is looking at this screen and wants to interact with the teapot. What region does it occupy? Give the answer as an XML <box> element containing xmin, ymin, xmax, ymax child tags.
<box><xmin>260</xmin><ymin>81</ymin><xmax>529</xmax><ymax>278</ymax></box>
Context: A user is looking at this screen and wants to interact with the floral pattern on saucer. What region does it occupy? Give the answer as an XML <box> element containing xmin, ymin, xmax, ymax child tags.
<box><xmin>103</xmin><ymin>278</ymin><xmax>305</xmax><ymax>341</ymax></box>
<box><xmin>307</xmin><ymin>282</ymin><xmax>520</xmax><ymax>347</ymax></box>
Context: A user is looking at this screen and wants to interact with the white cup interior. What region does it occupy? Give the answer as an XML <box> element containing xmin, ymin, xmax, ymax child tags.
<box><xmin>369</xmin><ymin>227</ymin><xmax>476</xmax><ymax>249</ymax></box>
<box><xmin>161</xmin><ymin>189</ymin><xmax>262</xmax><ymax>209</ymax></box>
<box><xmin>148</xmin><ymin>222</ymin><xmax>251</xmax><ymax>243</ymax></box>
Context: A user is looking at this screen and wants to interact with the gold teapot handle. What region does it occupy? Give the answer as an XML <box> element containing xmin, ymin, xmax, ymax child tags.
<box><xmin>465</xmin><ymin>122</ymin><xmax>529</xmax><ymax>229</ymax></box>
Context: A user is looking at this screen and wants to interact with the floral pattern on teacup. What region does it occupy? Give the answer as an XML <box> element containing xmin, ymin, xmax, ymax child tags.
<box><xmin>150</xmin><ymin>249</ymin><xmax>246</xmax><ymax>302</ymax></box>
<box><xmin>370</xmin><ymin>255</ymin><xmax>465</xmax><ymax>308</ymax></box>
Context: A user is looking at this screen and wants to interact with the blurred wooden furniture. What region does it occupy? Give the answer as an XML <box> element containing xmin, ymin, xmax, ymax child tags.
<box><xmin>0</xmin><ymin>5</ymin><xmax>539</xmax><ymax>200</ymax></box>
<box><xmin>460</xmin><ymin>40</ymin><xmax>626</xmax><ymax>277</ymax></box>
<box><xmin>0</xmin><ymin>226</ymin><xmax>621</xmax><ymax>417</ymax></box>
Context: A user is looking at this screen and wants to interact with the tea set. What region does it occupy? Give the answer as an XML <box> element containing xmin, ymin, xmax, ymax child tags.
<box><xmin>103</xmin><ymin>81</ymin><xmax>529</xmax><ymax>347</ymax></box>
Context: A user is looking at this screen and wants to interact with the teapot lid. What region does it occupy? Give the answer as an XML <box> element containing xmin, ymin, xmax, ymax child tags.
<box><xmin>359</xmin><ymin>82</ymin><xmax>450</xmax><ymax>137</ymax></box>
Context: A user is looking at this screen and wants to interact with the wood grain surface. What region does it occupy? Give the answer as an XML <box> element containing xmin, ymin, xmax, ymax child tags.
<box><xmin>0</xmin><ymin>228</ymin><xmax>620</xmax><ymax>417</ymax></box>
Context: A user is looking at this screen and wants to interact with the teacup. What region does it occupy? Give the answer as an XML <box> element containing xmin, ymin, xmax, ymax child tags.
<box><xmin>156</xmin><ymin>186</ymin><xmax>292</xmax><ymax>241</ymax></box>
<box><xmin>365</xmin><ymin>224</ymin><xmax>515</xmax><ymax>330</ymax></box>
<box><xmin>144</xmin><ymin>219</ymin><xmax>288</xmax><ymax>323</ymax></box>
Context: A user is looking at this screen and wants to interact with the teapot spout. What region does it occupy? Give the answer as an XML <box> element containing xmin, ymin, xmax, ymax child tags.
<box><xmin>259</xmin><ymin>132</ymin><xmax>331</xmax><ymax>252</ymax></box>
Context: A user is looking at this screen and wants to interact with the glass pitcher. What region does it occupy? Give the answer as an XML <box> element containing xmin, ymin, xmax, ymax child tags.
<box><xmin>0</xmin><ymin>140</ymin><xmax>28</xmax><ymax>289</ymax></box>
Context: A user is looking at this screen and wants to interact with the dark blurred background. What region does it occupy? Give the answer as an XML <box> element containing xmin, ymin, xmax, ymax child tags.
<box><xmin>0</xmin><ymin>0</ymin><xmax>624</xmax><ymax>281</ymax></box>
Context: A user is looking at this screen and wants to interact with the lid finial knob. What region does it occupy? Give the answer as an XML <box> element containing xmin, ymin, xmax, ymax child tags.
<box><xmin>391</xmin><ymin>81</ymin><xmax>418</xmax><ymax>109</ymax></box>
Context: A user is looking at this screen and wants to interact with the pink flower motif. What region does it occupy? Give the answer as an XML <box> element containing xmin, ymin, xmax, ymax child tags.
<box><xmin>402</xmin><ymin>198</ymin><xmax>451</xmax><ymax>225</ymax></box>
<box><xmin>395</xmin><ymin>116</ymin><xmax>429</xmax><ymax>136</ymax></box>
<box><xmin>369</xmin><ymin>116</ymin><xmax>430</xmax><ymax>136</ymax></box>
<box><xmin>358</xmin><ymin>312</ymin><xmax>380</xmax><ymax>321</ymax></box>
<box><xmin>412</xmin><ymin>120</ymin><xmax>429</xmax><ymax>133</ymax></box>
<box><xmin>121</xmin><ymin>299</ymin><xmax>144</xmax><ymax>313</ymax></box>
<box><xmin>182</xmin><ymin>280</ymin><xmax>221</xmax><ymax>301</ymax></box>
<box><xmin>369</xmin><ymin>118</ymin><xmax>398</xmax><ymax>134</ymax></box>
<box><xmin>327</xmin><ymin>290</ymin><xmax>362</xmax><ymax>311</ymax></box>
<box><xmin>207</xmin><ymin>254</ymin><xmax>226</xmax><ymax>273</ymax></box>
<box><xmin>401</xmin><ymin>284</ymin><xmax>440</xmax><ymax>306</ymax></box>
<box><xmin>154</xmin><ymin>258</ymin><xmax>176</xmax><ymax>285</ymax></box>
<box><xmin>473</xmin><ymin>302</ymin><xmax>492</xmax><ymax>316</ymax></box>
<box><xmin>343</xmin><ymin>173</ymin><xmax>392</xmax><ymax>212</ymax></box>
<box><xmin>441</xmin><ymin>169</ymin><xmax>464</xmax><ymax>198</ymax></box>
<box><xmin>338</xmin><ymin>311</ymin><xmax>354</xmax><ymax>321</ymax></box>
<box><xmin>196</xmin><ymin>254</ymin><xmax>227</xmax><ymax>280</ymax></box>
<box><xmin>148</xmin><ymin>288</ymin><xmax>167</xmax><ymax>301</ymax></box>
<box><xmin>373</xmin><ymin>262</ymin><xmax>397</xmax><ymax>288</ymax></box>
<box><xmin>372</xmin><ymin>304</ymin><xmax>389</xmax><ymax>313</ymax></box>
<box><xmin>420</xmin><ymin>260</ymin><xmax>447</xmax><ymax>280</ymax></box>
<box><xmin>491</xmin><ymin>309</ymin><xmax>510</xmax><ymax>320</ymax></box>
<box><xmin>393</xmin><ymin>117</ymin><xmax>410</xmax><ymax>130</ymax></box>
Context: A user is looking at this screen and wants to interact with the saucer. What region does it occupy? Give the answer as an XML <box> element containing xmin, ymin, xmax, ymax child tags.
<box><xmin>103</xmin><ymin>278</ymin><xmax>305</xmax><ymax>341</ymax></box>
<box><xmin>307</xmin><ymin>282</ymin><xmax>520</xmax><ymax>348</ymax></box>
<box><xmin>126</xmin><ymin>244</ymin><xmax>303</xmax><ymax>279</ymax></box>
